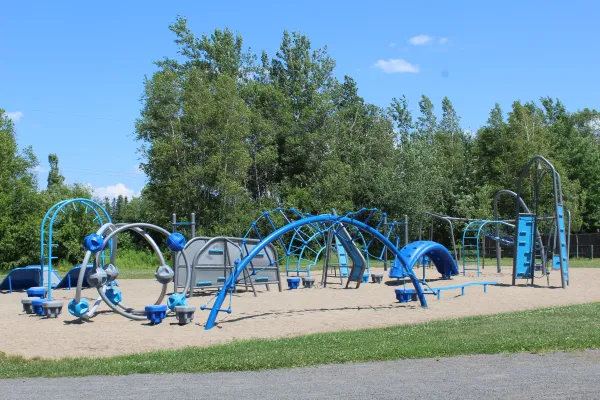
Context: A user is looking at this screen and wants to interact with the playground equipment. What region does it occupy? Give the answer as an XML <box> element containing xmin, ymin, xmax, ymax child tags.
<box><xmin>462</xmin><ymin>220</ymin><xmax>515</xmax><ymax>276</ymax></box>
<box><xmin>388</xmin><ymin>241</ymin><xmax>459</xmax><ymax>280</ymax></box>
<box><xmin>419</xmin><ymin>212</ymin><xmax>463</xmax><ymax>264</ymax></box>
<box><xmin>321</xmin><ymin>216</ymin><xmax>368</xmax><ymax>288</ymax></box>
<box><xmin>40</xmin><ymin>198</ymin><xmax>112</xmax><ymax>300</ymax></box>
<box><xmin>68</xmin><ymin>222</ymin><xmax>193</xmax><ymax>322</ymax></box>
<box><xmin>512</xmin><ymin>155</ymin><xmax>570</xmax><ymax>288</ymax></box>
<box><xmin>174</xmin><ymin>236</ymin><xmax>282</xmax><ymax>296</ymax></box>
<box><xmin>395</xmin><ymin>281</ymin><xmax>498</xmax><ymax>302</ymax></box>
<box><xmin>492</xmin><ymin>189</ymin><xmax>547</xmax><ymax>274</ymax></box>
<box><xmin>245</xmin><ymin>208</ymin><xmax>408</xmax><ymax>281</ymax></box>
<box><xmin>202</xmin><ymin>212</ymin><xmax>430</xmax><ymax>330</ymax></box>
<box><xmin>0</xmin><ymin>265</ymin><xmax>60</xmax><ymax>293</ymax></box>
<box><xmin>244</xmin><ymin>208</ymin><xmax>328</xmax><ymax>277</ymax></box>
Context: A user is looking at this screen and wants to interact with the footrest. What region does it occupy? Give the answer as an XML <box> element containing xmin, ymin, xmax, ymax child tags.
<box><xmin>255</xmin><ymin>277</ymin><xmax>269</xmax><ymax>283</ymax></box>
<box><xmin>302</xmin><ymin>277</ymin><xmax>316</xmax><ymax>288</ymax></box>
<box><xmin>145</xmin><ymin>305</ymin><xmax>168</xmax><ymax>325</ymax></box>
<box><xmin>371</xmin><ymin>273</ymin><xmax>384</xmax><ymax>284</ymax></box>
<box><xmin>21</xmin><ymin>297</ymin><xmax>37</xmax><ymax>314</ymax></box>
<box><xmin>42</xmin><ymin>301</ymin><xmax>64</xmax><ymax>318</ymax></box>
<box><xmin>196</xmin><ymin>281</ymin><xmax>212</xmax><ymax>287</ymax></box>
<box><xmin>361</xmin><ymin>273</ymin><xmax>369</xmax><ymax>283</ymax></box>
<box><xmin>287</xmin><ymin>277</ymin><xmax>301</xmax><ymax>290</ymax></box>
<box><xmin>174</xmin><ymin>305</ymin><xmax>196</xmax><ymax>325</ymax></box>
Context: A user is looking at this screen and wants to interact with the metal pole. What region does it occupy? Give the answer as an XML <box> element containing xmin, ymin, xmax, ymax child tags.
<box><xmin>404</xmin><ymin>215</ymin><xmax>409</xmax><ymax>245</ymax></box>
<box><xmin>171</xmin><ymin>213</ymin><xmax>177</xmax><ymax>293</ymax></box>
<box><xmin>383</xmin><ymin>214</ymin><xmax>388</xmax><ymax>271</ymax></box>
<box><xmin>191</xmin><ymin>212</ymin><xmax>196</xmax><ymax>238</ymax></box>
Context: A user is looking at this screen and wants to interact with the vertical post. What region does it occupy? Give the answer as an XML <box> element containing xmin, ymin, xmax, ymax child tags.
<box><xmin>404</xmin><ymin>215</ymin><xmax>409</xmax><ymax>245</ymax></box>
<box><xmin>383</xmin><ymin>214</ymin><xmax>388</xmax><ymax>271</ymax></box>
<box><xmin>191</xmin><ymin>213</ymin><xmax>196</xmax><ymax>238</ymax></box>
<box><xmin>482</xmin><ymin>235</ymin><xmax>486</xmax><ymax>270</ymax></box>
<box><xmin>171</xmin><ymin>213</ymin><xmax>177</xmax><ymax>293</ymax></box>
<box><xmin>591</xmin><ymin>245</ymin><xmax>594</xmax><ymax>261</ymax></box>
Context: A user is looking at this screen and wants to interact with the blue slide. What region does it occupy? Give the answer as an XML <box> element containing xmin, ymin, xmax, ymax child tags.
<box><xmin>334</xmin><ymin>226</ymin><xmax>368</xmax><ymax>287</ymax></box>
<box><xmin>333</xmin><ymin>236</ymin><xmax>350</xmax><ymax>277</ymax></box>
<box><xmin>389</xmin><ymin>241</ymin><xmax>459</xmax><ymax>280</ymax></box>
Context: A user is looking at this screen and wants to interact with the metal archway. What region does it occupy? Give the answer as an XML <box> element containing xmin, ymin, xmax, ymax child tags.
<box><xmin>40</xmin><ymin>198</ymin><xmax>112</xmax><ymax>300</ymax></box>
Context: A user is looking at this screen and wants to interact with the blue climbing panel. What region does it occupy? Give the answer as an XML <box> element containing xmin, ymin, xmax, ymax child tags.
<box><xmin>515</xmin><ymin>214</ymin><xmax>535</xmax><ymax>279</ymax></box>
<box><xmin>556</xmin><ymin>205</ymin><xmax>569</xmax><ymax>283</ymax></box>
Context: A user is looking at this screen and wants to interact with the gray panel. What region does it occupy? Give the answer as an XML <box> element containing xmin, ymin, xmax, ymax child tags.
<box><xmin>176</xmin><ymin>236</ymin><xmax>281</xmax><ymax>293</ymax></box>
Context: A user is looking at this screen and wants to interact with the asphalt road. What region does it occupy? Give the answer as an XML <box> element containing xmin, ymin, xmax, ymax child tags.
<box><xmin>2</xmin><ymin>351</ymin><xmax>600</xmax><ymax>399</ymax></box>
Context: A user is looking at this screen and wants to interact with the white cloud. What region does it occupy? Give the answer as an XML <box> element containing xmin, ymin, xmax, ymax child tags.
<box><xmin>34</xmin><ymin>166</ymin><xmax>48</xmax><ymax>174</ymax></box>
<box><xmin>374</xmin><ymin>58</ymin><xmax>419</xmax><ymax>73</ymax></box>
<box><xmin>389</xmin><ymin>42</ymin><xmax>396</xmax><ymax>47</ymax></box>
<box><xmin>439</xmin><ymin>37</ymin><xmax>449</xmax><ymax>45</ymax></box>
<box><xmin>5</xmin><ymin>111</ymin><xmax>23</xmax><ymax>122</ymax></box>
<box><xmin>408</xmin><ymin>35</ymin><xmax>433</xmax><ymax>45</ymax></box>
<box><xmin>92</xmin><ymin>183</ymin><xmax>136</xmax><ymax>200</ymax></box>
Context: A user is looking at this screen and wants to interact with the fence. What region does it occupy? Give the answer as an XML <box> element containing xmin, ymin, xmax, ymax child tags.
<box><xmin>473</xmin><ymin>232</ymin><xmax>600</xmax><ymax>260</ymax></box>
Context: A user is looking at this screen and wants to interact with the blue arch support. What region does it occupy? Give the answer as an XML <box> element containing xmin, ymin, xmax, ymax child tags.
<box><xmin>389</xmin><ymin>241</ymin><xmax>459</xmax><ymax>280</ymax></box>
<box><xmin>40</xmin><ymin>198</ymin><xmax>112</xmax><ymax>300</ymax></box>
<box><xmin>204</xmin><ymin>214</ymin><xmax>429</xmax><ymax>330</ymax></box>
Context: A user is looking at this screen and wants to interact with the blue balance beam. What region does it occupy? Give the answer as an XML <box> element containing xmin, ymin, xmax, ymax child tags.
<box><xmin>395</xmin><ymin>281</ymin><xmax>499</xmax><ymax>302</ymax></box>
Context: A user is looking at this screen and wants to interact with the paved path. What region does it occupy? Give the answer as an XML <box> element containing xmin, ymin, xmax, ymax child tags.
<box><xmin>2</xmin><ymin>351</ymin><xmax>600</xmax><ymax>399</ymax></box>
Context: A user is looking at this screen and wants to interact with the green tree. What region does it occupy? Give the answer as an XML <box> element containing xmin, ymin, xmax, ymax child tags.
<box><xmin>46</xmin><ymin>153</ymin><xmax>65</xmax><ymax>190</ymax></box>
<box><xmin>0</xmin><ymin>110</ymin><xmax>44</xmax><ymax>269</ymax></box>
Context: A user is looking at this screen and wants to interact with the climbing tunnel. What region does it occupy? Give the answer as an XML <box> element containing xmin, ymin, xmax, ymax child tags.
<box><xmin>388</xmin><ymin>241</ymin><xmax>459</xmax><ymax>280</ymax></box>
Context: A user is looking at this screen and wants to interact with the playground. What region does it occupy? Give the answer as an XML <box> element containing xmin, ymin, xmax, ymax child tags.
<box><xmin>0</xmin><ymin>155</ymin><xmax>593</xmax><ymax>362</ymax></box>
<box><xmin>1</xmin><ymin>266</ymin><xmax>599</xmax><ymax>359</ymax></box>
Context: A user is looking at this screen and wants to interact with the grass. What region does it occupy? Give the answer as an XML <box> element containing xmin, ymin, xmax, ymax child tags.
<box><xmin>1</xmin><ymin>302</ymin><xmax>600</xmax><ymax>378</ymax></box>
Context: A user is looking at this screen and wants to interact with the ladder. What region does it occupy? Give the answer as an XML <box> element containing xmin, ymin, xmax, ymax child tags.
<box><xmin>462</xmin><ymin>221</ymin><xmax>485</xmax><ymax>277</ymax></box>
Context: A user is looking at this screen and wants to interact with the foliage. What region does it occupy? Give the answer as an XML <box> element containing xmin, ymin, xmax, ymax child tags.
<box><xmin>2</xmin><ymin>18</ymin><xmax>600</xmax><ymax>269</ymax></box>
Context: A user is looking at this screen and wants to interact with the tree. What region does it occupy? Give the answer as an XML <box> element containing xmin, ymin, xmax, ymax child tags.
<box><xmin>47</xmin><ymin>153</ymin><xmax>65</xmax><ymax>190</ymax></box>
<box><xmin>0</xmin><ymin>109</ymin><xmax>44</xmax><ymax>269</ymax></box>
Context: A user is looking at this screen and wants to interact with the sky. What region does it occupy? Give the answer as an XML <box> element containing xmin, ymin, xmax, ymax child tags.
<box><xmin>1</xmin><ymin>0</ymin><xmax>598</xmax><ymax>199</ymax></box>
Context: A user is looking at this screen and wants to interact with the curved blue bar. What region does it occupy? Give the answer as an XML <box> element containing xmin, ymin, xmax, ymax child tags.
<box><xmin>205</xmin><ymin>214</ymin><xmax>428</xmax><ymax>330</ymax></box>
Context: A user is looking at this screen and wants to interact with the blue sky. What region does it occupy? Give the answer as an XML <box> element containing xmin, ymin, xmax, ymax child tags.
<box><xmin>1</xmin><ymin>0</ymin><xmax>598</xmax><ymax>198</ymax></box>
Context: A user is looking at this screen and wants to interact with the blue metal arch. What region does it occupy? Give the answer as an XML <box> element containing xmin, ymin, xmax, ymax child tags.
<box><xmin>40</xmin><ymin>198</ymin><xmax>112</xmax><ymax>300</ymax></box>
<box><xmin>204</xmin><ymin>214</ymin><xmax>429</xmax><ymax>330</ymax></box>
<box><xmin>243</xmin><ymin>207</ymin><xmax>329</xmax><ymax>276</ymax></box>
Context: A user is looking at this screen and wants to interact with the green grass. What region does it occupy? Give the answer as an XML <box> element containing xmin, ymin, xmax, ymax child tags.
<box><xmin>2</xmin><ymin>302</ymin><xmax>600</xmax><ymax>378</ymax></box>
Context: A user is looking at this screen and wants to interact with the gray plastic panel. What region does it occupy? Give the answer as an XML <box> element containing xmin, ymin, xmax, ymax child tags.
<box><xmin>176</xmin><ymin>236</ymin><xmax>281</xmax><ymax>292</ymax></box>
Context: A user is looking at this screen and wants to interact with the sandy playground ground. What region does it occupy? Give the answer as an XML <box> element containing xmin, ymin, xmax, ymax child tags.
<box><xmin>1</xmin><ymin>267</ymin><xmax>599</xmax><ymax>359</ymax></box>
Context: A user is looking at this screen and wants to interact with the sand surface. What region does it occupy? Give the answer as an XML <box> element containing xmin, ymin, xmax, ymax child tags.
<box><xmin>1</xmin><ymin>267</ymin><xmax>598</xmax><ymax>359</ymax></box>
